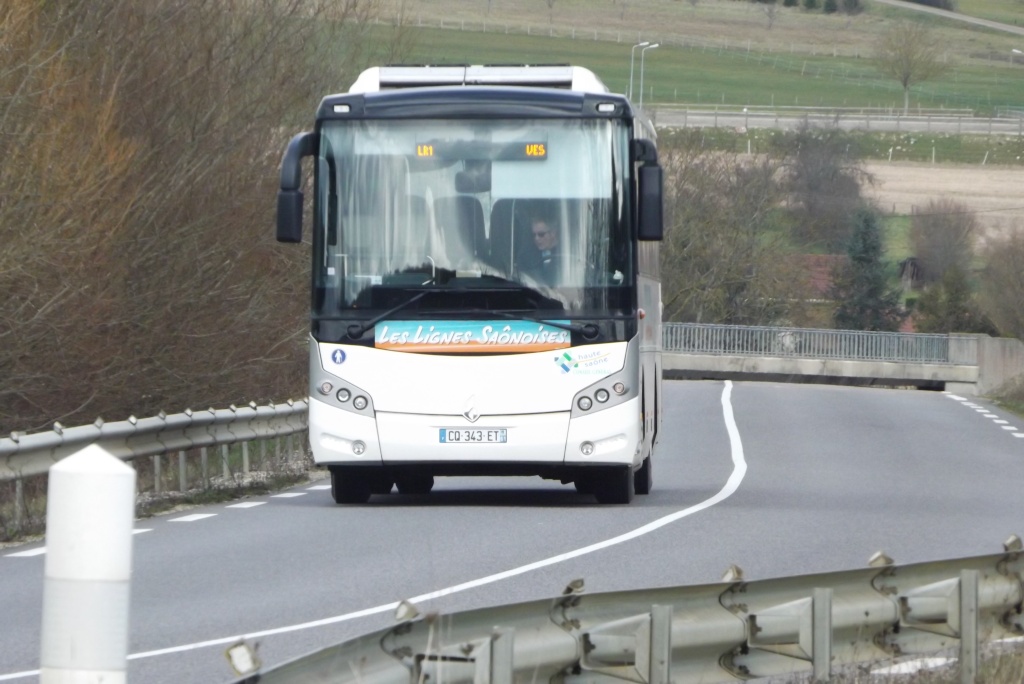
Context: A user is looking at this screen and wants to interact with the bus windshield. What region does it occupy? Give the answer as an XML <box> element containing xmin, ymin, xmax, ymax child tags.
<box><xmin>313</xmin><ymin>118</ymin><xmax>633</xmax><ymax>321</ymax></box>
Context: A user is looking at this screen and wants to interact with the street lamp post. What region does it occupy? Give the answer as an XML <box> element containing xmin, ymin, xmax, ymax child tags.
<box><xmin>638</xmin><ymin>43</ymin><xmax>660</xmax><ymax>110</ymax></box>
<box><xmin>629</xmin><ymin>41</ymin><xmax>650</xmax><ymax>102</ymax></box>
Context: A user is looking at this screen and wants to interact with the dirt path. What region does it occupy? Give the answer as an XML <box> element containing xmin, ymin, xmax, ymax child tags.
<box><xmin>863</xmin><ymin>162</ymin><xmax>1024</xmax><ymax>240</ymax></box>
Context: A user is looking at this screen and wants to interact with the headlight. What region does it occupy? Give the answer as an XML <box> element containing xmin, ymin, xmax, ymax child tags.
<box><xmin>353</xmin><ymin>396</ymin><xmax>369</xmax><ymax>410</ymax></box>
<box><xmin>595</xmin><ymin>389</ymin><xmax>610</xmax><ymax>403</ymax></box>
<box><xmin>317</xmin><ymin>381</ymin><xmax>333</xmax><ymax>395</ymax></box>
<box><xmin>578</xmin><ymin>396</ymin><xmax>593</xmax><ymax>411</ymax></box>
<box><xmin>336</xmin><ymin>388</ymin><xmax>351</xmax><ymax>402</ymax></box>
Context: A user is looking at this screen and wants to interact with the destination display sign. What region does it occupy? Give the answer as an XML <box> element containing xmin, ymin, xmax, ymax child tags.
<box><xmin>375</xmin><ymin>320</ymin><xmax>570</xmax><ymax>353</ymax></box>
<box><xmin>414</xmin><ymin>140</ymin><xmax>547</xmax><ymax>160</ymax></box>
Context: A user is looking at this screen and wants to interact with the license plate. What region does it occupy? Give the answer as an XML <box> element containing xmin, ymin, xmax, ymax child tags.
<box><xmin>439</xmin><ymin>428</ymin><xmax>508</xmax><ymax>444</ymax></box>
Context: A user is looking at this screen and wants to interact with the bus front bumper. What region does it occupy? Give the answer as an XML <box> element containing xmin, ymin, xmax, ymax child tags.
<box><xmin>308</xmin><ymin>397</ymin><xmax>641</xmax><ymax>471</ymax></box>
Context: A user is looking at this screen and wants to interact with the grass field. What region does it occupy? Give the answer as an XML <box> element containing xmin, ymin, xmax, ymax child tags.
<box><xmin>376</xmin><ymin>0</ymin><xmax>1024</xmax><ymax>113</ymax></box>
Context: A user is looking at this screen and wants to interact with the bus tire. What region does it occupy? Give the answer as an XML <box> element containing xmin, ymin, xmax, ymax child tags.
<box><xmin>594</xmin><ymin>465</ymin><xmax>634</xmax><ymax>504</ymax></box>
<box><xmin>396</xmin><ymin>473</ymin><xmax>434</xmax><ymax>495</ymax></box>
<box><xmin>634</xmin><ymin>456</ymin><xmax>653</xmax><ymax>495</ymax></box>
<box><xmin>330</xmin><ymin>467</ymin><xmax>372</xmax><ymax>504</ymax></box>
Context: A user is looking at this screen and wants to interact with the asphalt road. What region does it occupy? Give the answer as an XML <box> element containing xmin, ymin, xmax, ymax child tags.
<box><xmin>1</xmin><ymin>380</ymin><xmax>1022</xmax><ymax>682</ymax></box>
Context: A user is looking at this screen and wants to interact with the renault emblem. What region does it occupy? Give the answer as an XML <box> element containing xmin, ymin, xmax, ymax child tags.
<box><xmin>462</xmin><ymin>396</ymin><xmax>481</xmax><ymax>423</ymax></box>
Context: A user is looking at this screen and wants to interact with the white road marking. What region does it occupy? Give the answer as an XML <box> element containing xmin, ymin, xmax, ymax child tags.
<box><xmin>306</xmin><ymin>485</ymin><xmax>331</xmax><ymax>490</ymax></box>
<box><xmin>135</xmin><ymin>529</ymin><xmax>153</xmax><ymax>535</ymax></box>
<box><xmin>75</xmin><ymin>381</ymin><xmax>750</xmax><ymax>666</ymax></box>
<box><xmin>226</xmin><ymin>502</ymin><xmax>266</xmax><ymax>509</ymax></box>
<box><xmin>168</xmin><ymin>513</ymin><xmax>217</xmax><ymax>523</ymax></box>
<box><xmin>945</xmin><ymin>395</ymin><xmax>1022</xmax><ymax>439</ymax></box>
<box><xmin>271</xmin><ymin>493</ymin><xmax>305</xmax><ymax>498</ymax></box>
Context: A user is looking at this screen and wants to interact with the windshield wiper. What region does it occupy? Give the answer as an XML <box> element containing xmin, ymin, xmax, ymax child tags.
<box><xmin>344</xmin><ymin>290</ymin><xmax>431</xmax><ymax>340</ymax></box>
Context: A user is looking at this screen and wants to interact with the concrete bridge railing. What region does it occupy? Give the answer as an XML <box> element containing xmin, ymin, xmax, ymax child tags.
<box><xmin>662</xmin><ymin>323</ymin><xmax>1024</xmax><ymax>396</ymax></box>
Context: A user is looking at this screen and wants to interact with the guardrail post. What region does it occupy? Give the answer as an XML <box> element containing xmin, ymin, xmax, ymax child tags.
<box><xmin>221</xmin><ymin>444</ymin><xmax>230</xmax><ymax>480</ymax></box>
<box><xmin>813</xmin><ymin>587</ymin><xmax>832</xmax><ymax>682</ymax></box>
<box><xmin>178</xmin><ymin>450</ymin><xmax>187</xmax><ymax>492</ymax></box>
<box><xmin>201</xmin><ymin>447</ymin><xmax>209</xmax><ymax>489</ymax></box>
<box><xmin>152</xmin><ymin>455</ymin><xmax>161</xmax><ymax>494</ymax></box>
<box><xmin>40</xmin><ymin>445</ymin><xmax>135</xmax><ymax>684</ymax></box>
<box><xmin>14</xmin><ymin>478</ymin><xmax>24</xmax><ymax>531</ymax></box>
<box><xmin>650</xmin><ymin>604</ymin><xmax>672</xmax><ymax>684</ymax></box>
<box><xmin>960</xmin><ymin>569</ymin><xmax>979</xmax><ymax>684</ymax></box>
<box><xmin>242</xmin><ymin>442</ymin><xmax>250</xmax><ymax>475</ymax></box>
<box><xmin>480</xmin><ymin>627</ymin><xmax>514</xmax><ymax>684</ymax></box>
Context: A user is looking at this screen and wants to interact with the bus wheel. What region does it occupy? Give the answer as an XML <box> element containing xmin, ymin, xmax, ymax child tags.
<box><xmin>330</xmin><ymin>467</ymin><xmax>372</xmax><ymax>504</ymax></box>
<box><xmin>594</xmin><ymin>466</ymin><xmax>634</xmax><ymax>504</ymax></box>
<box><xmin>634</xmin><ymin>457</ymin><xmax>653</xmax><ymax>495</ymax></box>
<box><xmin>396</xmin><ymin>473</ymin><xmax>434</xmax><ymax>495</ymax></box>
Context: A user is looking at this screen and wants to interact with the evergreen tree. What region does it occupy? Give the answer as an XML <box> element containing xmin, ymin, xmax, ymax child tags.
<box><xmin>803</xmin><ymin>0</ymin><xmax>819</xmax><ymax>9</ymax></box>
<box><xmin>830</xmin><ymin>209</ymin><xmax>906</xmax><ymax>331</ymax></box>
<box><xmin>823</xmin><ymin>0</ymin><xmax>838</xmax><ymax>13</ymax></box>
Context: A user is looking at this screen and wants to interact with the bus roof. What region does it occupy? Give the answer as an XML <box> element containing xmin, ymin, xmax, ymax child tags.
<box><xmin>348</xmin><ymin>65</ymin><xmax>611</xmax><ymax>95</ymax></box>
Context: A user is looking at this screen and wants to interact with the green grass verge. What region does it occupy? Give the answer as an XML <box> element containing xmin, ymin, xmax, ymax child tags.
<box><xmin>376</xmin><ymin>13</ymin><xmax>1024</xmax><ymax>114</ymax></box>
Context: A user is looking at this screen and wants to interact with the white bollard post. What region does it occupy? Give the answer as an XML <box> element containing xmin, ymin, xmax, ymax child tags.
<box><xmin>40</xmin><ymin>444</ymin><xmax>136</xmax><ymax>684</ymax></box>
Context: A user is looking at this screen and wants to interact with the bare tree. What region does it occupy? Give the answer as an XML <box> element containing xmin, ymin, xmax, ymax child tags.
<box><xmin>772</xmin><ymin>120</ymin><xmax>871</xmax><ymax>251</ymax></box>
<box><xmin>977</xmin><ymin>228</ymin><xmax>1024</xmax><ymax>341</ymax></box>
<box><xmin>908</xmin><ymin>199</ymin><xmax>977</xmax><ymax>284</ymax></box>
<box><xmin>763</xmin><ymin>1</ymin><xmax>780</xmax><ymax>30</ymax></box>
<box><xmin>659</xmin><ymin>132</ymin><xmax>807</xmax><ymax>325</ymax></box>
<box><xmin>545</xmin><ymin>0</ymin><xmax>557</xmax><ymax>22</ymax></box>
<box><xmin>0</xmin><ymin>0</ymin><xmax>385</xmax><ymax>432</ymax></box>
<box><xmin>874</xmin><ymin>21</ymin><xmax>949</xmax><ymax>114</ymax></box>
<box><xmin>381</xmin><ymin>0</ymin><xmax>419</xmax><ymax>65</ymax></box>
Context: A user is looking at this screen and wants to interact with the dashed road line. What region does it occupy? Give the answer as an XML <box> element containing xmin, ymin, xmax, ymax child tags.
<box><xmin>945</xmin><ymin>393</ymin><xmax>1023</xmax><ymax>441</ymax></box>
<box><xmin>226</xmin><ymin>502</ymin><xmax>266</xmax><ymax>509</ymax></box>
<box><xmin>271</xmin><ymin>493</ymin><xmax>305</xmax><ymax>499</ymax></box>
<box><xmin>6</xmin><ymin>529</ymin><xmax>152</xmax><ymax>558</ymax></box>
<box><xmin>169</xmin><ymin>513</ymin><xmax>217</xmax><ymax>523</ymax></box>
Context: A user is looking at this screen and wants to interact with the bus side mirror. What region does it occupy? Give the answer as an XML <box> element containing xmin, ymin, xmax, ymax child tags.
<box><xmin>277</xmin><ymin>132</ymin><xmax>317</xmax><ymax>243</ymax></box>
<box><xmin>638</xmin><ymin>165</ymin><xmax>663</xmax><ymax>241</ymax></box>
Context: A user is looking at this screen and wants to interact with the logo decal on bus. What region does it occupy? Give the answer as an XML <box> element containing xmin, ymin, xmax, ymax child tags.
<box><xmin>331</xmin><ymin>349</ymin><xmax>347</xmax><ymax>365</ymax></box>
<box><xmin>555</xmin><ymin>350</ymin><xmax>615</xmax><ymax>375</ymax></box>
<box><xmin>375</xmin><ymin>321</ymin><xmax>570</xmax><ymax>353</ymax></box>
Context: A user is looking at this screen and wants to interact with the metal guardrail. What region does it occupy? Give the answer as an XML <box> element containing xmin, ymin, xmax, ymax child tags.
<box><xmin>663</xmin><ymin>323</ymin><xmax>959</xmax><ymax>365</ymax></box>
<box><xmin>0</xmin><ymin>400</ymin><xmax>309</xmax><ymax>482</ymax></box>
<box><xmin>234</xmin><ymin>537</ymin><xmax>1024</xmax><ymax>684</ymax></box>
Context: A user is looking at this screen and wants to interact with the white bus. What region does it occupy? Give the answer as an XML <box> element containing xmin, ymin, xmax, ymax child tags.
<box><xmin>277</xmin><ymin>65</ymin><xmax>662</xmax><ymax>504</ymax></box>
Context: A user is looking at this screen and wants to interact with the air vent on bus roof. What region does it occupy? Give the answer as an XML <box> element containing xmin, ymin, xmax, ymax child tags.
<box><xmin>348</xmin><ymin>65</ymin><xmax>610</xmax><ymax>94</ymax></box>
